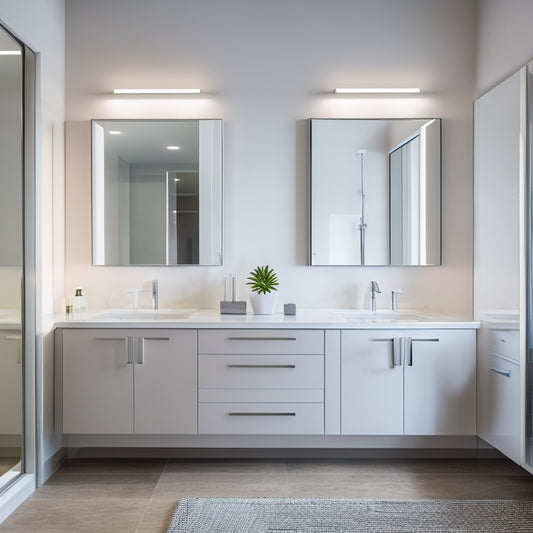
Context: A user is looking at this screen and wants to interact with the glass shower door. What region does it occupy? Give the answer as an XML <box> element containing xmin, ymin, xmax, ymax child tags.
<box><xmin>0</xmin><ymin>25</ymin><xmax>24</xmax><ymax>492</ymax></box>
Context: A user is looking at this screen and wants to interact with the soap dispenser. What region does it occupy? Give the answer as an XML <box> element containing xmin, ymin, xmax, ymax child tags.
<box><xmin>72</xmin><ymin>287</ymin><xmax>86</xmax><ymax>319</ymax></box>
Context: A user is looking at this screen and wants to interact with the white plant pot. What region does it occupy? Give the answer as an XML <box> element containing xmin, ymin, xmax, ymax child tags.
<box><xmin>250</xmin><ymin>292</ymin><xmax>278</xmax><ymax>315</ymax></box>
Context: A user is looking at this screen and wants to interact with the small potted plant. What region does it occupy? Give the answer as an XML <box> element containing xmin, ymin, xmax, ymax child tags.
<box><xmin>246</xmin><ymin>265</ymin><xmax>279</xmax><ymax>314</ymax></box>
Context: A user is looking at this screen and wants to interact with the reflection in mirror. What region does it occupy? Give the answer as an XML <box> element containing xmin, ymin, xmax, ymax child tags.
<box><xmin>0</xmin><ymin>24</ymin><xmax>23</xmax><ymax>491</ymax></box>
<box><xmin>92</xmin><ymin>119</ymin><xmax>223</xmax><ymax>265</ymax></box>
<box><xmin>310</xmin><ymin>118</ymin><xmax>441</xmax><ymax>266</ymax></box>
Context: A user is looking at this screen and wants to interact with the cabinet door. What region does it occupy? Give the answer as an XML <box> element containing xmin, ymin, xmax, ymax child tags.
<box><xmin>404</xmin><ymin>329</ymin><xmax>476</xmax><ymax>435</ymax></box>
<box><xmin>0</xmin><ymin>331</ymin><xmax>22</xmax><ymax>435</ymax></box>
<box><xmin>134</xmin><ymin>329</ymin><xmax>197</xmax><ymax>434</ymax></box>
<box><xmin>63</xmin><ymin>329</ymin><xmax>134</xmax><ymax>434</ymax></box>
<box><xmin>341</xmin><ymin>330</ymin><xmax>403</xmax><ymax>435</ymax></box>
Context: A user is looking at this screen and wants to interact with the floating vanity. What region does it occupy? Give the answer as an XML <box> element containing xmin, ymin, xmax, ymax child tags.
<box><xmin>54</xmin><ymin>309</ymin><xmax>480</xmax><ymax>454</ymax></box>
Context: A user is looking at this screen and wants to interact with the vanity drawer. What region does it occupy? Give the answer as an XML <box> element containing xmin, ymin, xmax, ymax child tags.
<box><xmin>198</xmin><ymin>402</ymin><xmax>324</xmax><ymax>434</ymax></box>
<box><xmin>489</xmin><ymin>329</ymin><xmax>519</xmax><ymax>361</ymax></box>
<box><xmin>199</xmin><ymin>389</ymin><xmax>323</xmax><ymax>403</ymax></box>
<box><xmin>198</xmin><ymin>329</ymin><xmax>324</xmax><ymax>355</ymax></box>
<box><xmin>487</xmin><ymin>353</ymin><xmax>520</xmax><ymax>462</ymax></box>
<box><xmin>198</xmin><ymin>354</ymin><xmax>324</xmax><ymax>389</ymax></box>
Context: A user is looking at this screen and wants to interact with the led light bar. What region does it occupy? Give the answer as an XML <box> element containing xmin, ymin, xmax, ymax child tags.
<box><xmin>334</xmin><ymin>88</ymin><xmax>420</xmax><ymax>94</ymax></box>
<box><xmin>113</xmin><ymin>88</ymin><xmax>201</xmax><ymax>95</ymax></box>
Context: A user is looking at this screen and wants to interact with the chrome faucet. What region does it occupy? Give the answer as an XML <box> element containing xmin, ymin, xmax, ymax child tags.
<box><xmin>391</xmin><ymin>289</ymin><xmax>403</xmax><ymax>311</ymax></box>
<box><xmin>370</xmin><ymin>281</ymin><xmax>381</xmax><ymax>312</ymax></box>
<box><xmin>152</xmin><ymin>279</ymin><xmax>158</xmax><ymax>310</ymax></box>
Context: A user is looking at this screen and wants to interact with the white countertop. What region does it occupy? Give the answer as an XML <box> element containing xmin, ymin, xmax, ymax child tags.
<box><xmin>0</xmin><ymin>309</ymin><xmax>22</xmax><ymax>330</ymax></box>
<box><xmin>478</xmin><ymin>309</ymin><xmax>519</xmax><ymax>330</ymax></box>
<box><xmin>54</xmin><ymin>308</ymin><xmax>480</xmax><ymax>330</ymax></box>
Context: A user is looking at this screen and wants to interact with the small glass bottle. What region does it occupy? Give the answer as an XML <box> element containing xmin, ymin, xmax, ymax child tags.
<box><xmin>72</xmin><ymin>287</ymin><xmax>86</xmax><ymax>319</ymax></box>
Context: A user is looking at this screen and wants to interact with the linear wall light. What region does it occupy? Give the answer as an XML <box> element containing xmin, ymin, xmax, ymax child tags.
<box><xmin>0</xmin><ymin>50</ymin><xmax>22</xmax><ymax>55</ymax></box>
<box><xmin>113</xmin><ymin>88</ymin><xmax>201</xmax><ymax>95</ymax></box>
<box><xmin>334</xmin><ymin>88</ymin><xmax>420</xmax><ymax>94</ymax></box>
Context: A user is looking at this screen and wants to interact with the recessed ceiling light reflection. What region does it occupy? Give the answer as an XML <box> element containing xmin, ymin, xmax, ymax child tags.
<box><xmin>167</xmin><ymin>146</ymin><xmax>180</xmax><ymax>150</ymax></box>
<box><xmin>174</xmin><ymin>178</ymin><xmax>181</xmax><ymax>182</ymax></box>
<box><xmin>108</xmin><ymin>130</ymin><xmax>122</xmax><ymax>135</ymax></box>
<box><xmin>0</xmin><ymin>51</ymin><xmax>22</xmax><ymax>56</ymax></box>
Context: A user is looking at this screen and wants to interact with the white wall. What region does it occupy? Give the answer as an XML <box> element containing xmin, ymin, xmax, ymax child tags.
<box><xmin>477</xmin><ymin>0</ymin><xmax>533</xmax><ymax>95</ymax></box>
<box><xmin>65</xmin><ymin>0</ymin><xmax>477</xmax><ymax>317</ymax></box>
<box><xmin>0</xmin><ymin>0</ymin><xmax>65</xmax><ymax>475</ymax></box>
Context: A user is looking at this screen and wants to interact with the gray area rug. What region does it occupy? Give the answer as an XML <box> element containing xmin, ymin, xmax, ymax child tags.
<box><xmin>167</xmin><ymin>497</ymin><xmax>533</xmax><ymax>532</ymax></box>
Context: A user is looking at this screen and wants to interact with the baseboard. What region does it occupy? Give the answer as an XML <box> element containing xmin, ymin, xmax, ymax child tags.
<box><xmin>40</xmin><ymin>448</ymin><xmax>67</xmax><ymax>486</ymax></box>
<box><xmin>0</xmin><ymin>474</ymin><xmax>35</xmax><ymax>524</ymax></box>
<box><xmin>69</xmin><ymin>446</ymin><xmax>502</xmax><ymax>460</ymax></box>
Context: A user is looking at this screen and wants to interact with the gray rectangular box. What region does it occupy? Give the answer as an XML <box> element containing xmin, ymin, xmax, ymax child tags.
<box><xmin>220</xmin><ymin>301</ymin><xmax>247</xmax><ymax>315</ymax></box>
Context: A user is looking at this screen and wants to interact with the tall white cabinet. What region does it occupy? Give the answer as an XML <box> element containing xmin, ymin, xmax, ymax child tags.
<box><xmin>474</xmin><ymin>67</ymin><xmax>525</xmax><ymax>467</ymax></box>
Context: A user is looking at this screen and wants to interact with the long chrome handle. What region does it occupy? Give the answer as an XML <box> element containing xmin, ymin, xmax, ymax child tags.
<box><xmin>126</xmin><ymin>336</ymin><xmax>133</xmax><ymax>365</ymax></box>
<box><xmin>227</xmin><ymin>364</ymin><xmax>296</xmax><ymax>369</ymax></box>
<box><xmin>95</xmin><ymin>336</ymin><xmax>133</xmax><ymax>365</ymax></box>
<box><xmin>138</xmin><ymin>337</ymin><xmax>170</xmax><ymax>364</ymax></box>
<box><xmin>228</xmin><ymin>412</ymin><xmax>296</xmax><ymax>417</ymax></box>
<box><xmin>490</xmin><ymin>367</ymin><xmax>511</xmax><ymax>378</ymax></box>
<box><xmin>372</xmin><ymin>337</ymin><xmax>402</xmax><ymax>366</ymax></box>
<box><xmin>227</xmin><ymin>337</ymin><xmax>297</xmax><ymax>341</ymax></box>
<box><xmin>406</xmin><ymin>337</ymin><xmax>440</xmax><ymax>366</ymax></box>
<box><xmin>393</xmin><ymin>337</ymin><xmax>402</xmax><ymax>366</ymax></box>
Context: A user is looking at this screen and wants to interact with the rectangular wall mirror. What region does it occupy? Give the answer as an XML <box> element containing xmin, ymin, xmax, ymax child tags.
<box><xmin>92</xmin><ymin>119</ymin><xmax>223</xmax><ymax>266</ymax></box>
<box><xmin>310</xmin><ymin>118</ymin><xmax>441</xmax><ymax>266</ymax></box>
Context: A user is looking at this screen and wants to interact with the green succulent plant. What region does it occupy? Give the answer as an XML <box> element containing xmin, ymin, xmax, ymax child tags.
<box><xmin>246</xmin><ymin>265</ymin><xmax>279</xmax><ymax>295</ymax></box>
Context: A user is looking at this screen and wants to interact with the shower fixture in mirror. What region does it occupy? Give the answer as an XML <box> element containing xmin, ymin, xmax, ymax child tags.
<box><xmin>92</xmin><ymin>119</ymin><xmax>223</xmax><ymax>265</ymax></box>
<box><xmin>310</xmin><ymin>118</ymin><xmax>441</xmax><ymax>266</ymax></box>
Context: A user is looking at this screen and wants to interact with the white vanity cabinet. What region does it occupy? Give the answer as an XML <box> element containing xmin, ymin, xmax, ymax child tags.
<box><xmin>341</xmin><ymin>329</ymin><xmax>476</xmax><ymax>435</ymax></box>
<box><xmin>61</xmin><ymin>328</ymin><xmax>197</xmax><ymax>434</ymax></box>
<box><xmin>197</xmin><ymin>329</ymin><xmax>325</xmax><ymax>434</ymax></box>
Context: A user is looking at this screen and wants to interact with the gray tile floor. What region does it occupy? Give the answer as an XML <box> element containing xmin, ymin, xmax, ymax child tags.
<box><xmin>0</xmin><ymin>457</ymin><xmax>533</xmax><ymax>532</ymax></box>
<box><xmin>0</xmin><ymin>460</ymin><xmax>18</xmax><ymax>479</ymax></box>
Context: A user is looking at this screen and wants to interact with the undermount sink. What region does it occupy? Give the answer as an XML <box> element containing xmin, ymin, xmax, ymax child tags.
<box><xmin>94</xmin><ymin>309</ymin><xmax>193</xmax><ymax>320</ymax></box>
<box><xmin>334</xmin><ymin>309</ymin><xmax>424</xmax><ymax>322</ymax></box>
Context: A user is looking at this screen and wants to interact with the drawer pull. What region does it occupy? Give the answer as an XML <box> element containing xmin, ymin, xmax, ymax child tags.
<box><xmin>372</xmin><ymin>337</ymin><xmax>402</xmax><ymax>367</ymax></box>
<box><xmin>490</xmin><ymin>367</ymin><xmax>511</xmax><ymax>378</ymax></box>
<box><xmin>406</xmin><ymin>337</ymin><xmax>439</xmax><ymax>366</ymax></box>
<box><xmin>138</xmin><ymin>337</ymin><xmax>170</xmax><ymax>365</ymax></box>
<box><xmin>227</xmin><ymin>364</ymin><xmax>296</xmax><ymax>369</ymax></box>
<box><xmin>228</xmin><ymin>412</ymin><xmax>296</xmax><ymax>417</ymax></box>
<box><xmin>227</xmin><ymin>337</ymin><xmax>297</xmax><ymax>341</ymax></box>
<box><xmin>95</xmin><ymin>336</ymin><xmax>133</xmax><ymax>365</ymax></box>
